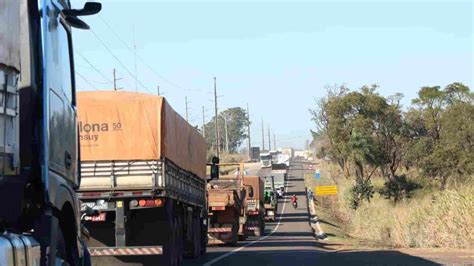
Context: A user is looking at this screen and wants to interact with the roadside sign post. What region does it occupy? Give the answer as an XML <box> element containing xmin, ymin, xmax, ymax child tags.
<box><xmin>315</xmin><ymin>170</ymin><xmax>320</xmax><ymax>180</ymax></box>
<box><xmin>315</xmin><ymin>185</ymin><xmax>338</xmax><ymax>210</ymax></box>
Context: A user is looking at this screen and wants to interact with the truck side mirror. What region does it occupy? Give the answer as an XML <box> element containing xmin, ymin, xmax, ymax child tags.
<box><xmin>248</xmin><ymin>187</ymin><xmax>254</xmax><ymax>198</ymax></box>
<box><xmin>61</xmin><ymin>2</ymin><xmax>102</xmax><ymax>30</ymax></box>
<box><xmin>210</xmin><ymin>164</ymin><xmax>219</xmax><ymax>180</ymax></box>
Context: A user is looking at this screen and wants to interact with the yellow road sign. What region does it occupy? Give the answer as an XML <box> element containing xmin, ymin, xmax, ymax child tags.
<box><xmin>315</xmin><ymin>185</ymin><xmax>337</xmax><ymax>196</ymax></box>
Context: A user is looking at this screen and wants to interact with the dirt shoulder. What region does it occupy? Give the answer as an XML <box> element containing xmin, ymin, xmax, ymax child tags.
<box><xmin>303</xmin><ymin>160</ymin><xmax>474</xmax><ymax>265</ymax></box>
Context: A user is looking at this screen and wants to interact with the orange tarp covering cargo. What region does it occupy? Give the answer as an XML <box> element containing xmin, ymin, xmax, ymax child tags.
<box><xmin>77</xmin><ymin>91</ymin><xmax>207</xmax><ymax>179</ymax></box>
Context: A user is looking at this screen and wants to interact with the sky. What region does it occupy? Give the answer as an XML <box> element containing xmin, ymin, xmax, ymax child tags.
<box><xmin>71</xmin><ymin>0</ymin><xmax>473</xmax><ymax>149</ymax></box>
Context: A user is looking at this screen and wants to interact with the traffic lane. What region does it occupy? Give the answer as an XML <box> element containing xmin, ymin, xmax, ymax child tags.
<box><xmin>182</xmin><ymin>203</ymin><xmax>281</xmax><ymax>266</ymax></box>
<box><xmin>197</xmin><ymin>164</ymin><xmax>321</xmax><ymax>266</ymax></box>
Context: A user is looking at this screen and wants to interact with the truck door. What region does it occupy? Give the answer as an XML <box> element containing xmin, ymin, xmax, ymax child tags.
<box><xmin>41</xmin><ymin>0</ymin><xmax>78</xmax><ymax>196</ymax></box>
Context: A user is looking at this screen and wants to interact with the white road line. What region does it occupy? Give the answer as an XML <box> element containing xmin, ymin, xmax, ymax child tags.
<box><xmin>203</xmin><ymin>182</ymin><xmax>289</xmax><ymax>266</ymax></box>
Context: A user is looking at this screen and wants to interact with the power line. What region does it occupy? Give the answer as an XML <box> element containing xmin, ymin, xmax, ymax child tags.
<box><xmin>97</xmin><ymin>15</ymin><xmax>201</xmax><ymax>93</ymax></box>
<box><xmin>74</xmin><ymin>49</ymin><xmax>113</xmax><ymax>85</ymax></box>
<box><xmin>76</xmin><ymin>71</ymin><xmax>99</xmax><ymax>90</ymax></box>
<box><xmin>89</xmin><ymin>28</ymin><xmax>153</xmax><ymax>94</ymax></box>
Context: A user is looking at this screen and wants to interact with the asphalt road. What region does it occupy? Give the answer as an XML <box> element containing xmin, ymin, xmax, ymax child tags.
<box><xmin>183</xmin><ymin>162</ymin><xmax>444</xmax><ymax>266</ymax></box>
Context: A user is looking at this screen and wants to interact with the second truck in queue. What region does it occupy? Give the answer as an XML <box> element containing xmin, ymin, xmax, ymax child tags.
<box><xmin>243</xmin><ymin>176</ymin><xmax>265</xmax><ymax>236</ymax></box>
<box><xmin>77</xmin><ymin>91</ymin><xmax>208</xmax><ymax>265</ymax></box>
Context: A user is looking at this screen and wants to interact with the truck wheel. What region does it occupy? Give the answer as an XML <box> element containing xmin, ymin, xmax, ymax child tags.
<box><xmin>159</xmin><ymin>220</ymin><xmax>178</xmax><ymax>266</ymax></box>
<box><xmin>188</xmin><ymin>215</ymin><xmax>201</xmax><ymax>258</ymax></box>
<box><xmin>55</xmin><ymin>228</ymin><xmax>68</xmax><ymax>265</ymax></box>
<box><xmin>176</xmin><ymin>216</ymin><xmax>184</xmax><ymax>264</ymax></box>
<box><xmin>200</xmin><ymin>219</ymin><xmax>207</xmax><ymax>255</ymax></box>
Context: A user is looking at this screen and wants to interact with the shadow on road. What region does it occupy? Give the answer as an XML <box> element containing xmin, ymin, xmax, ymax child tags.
<box><xmin>185</xmin><ymin>249</ymin><xmax>442</xmax><ymax>266</ymax></box>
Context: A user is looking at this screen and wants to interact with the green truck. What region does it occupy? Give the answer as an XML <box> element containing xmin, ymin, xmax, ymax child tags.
<box><xmin>263</xmin><ymin>176</ymin><xmax>278</xmax><ymax>221</ymax></box>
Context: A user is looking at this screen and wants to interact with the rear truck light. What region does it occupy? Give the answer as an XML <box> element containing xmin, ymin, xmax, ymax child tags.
<box><xmin>137</xmin><ymin>199</ymin><xmax>165</xmax><ymax>207</ymax></box>
<box><xmin>133</xmin><ymin>191</ymin><xmax>143</xmax><ymax>195</ymax></box>
<box><xmin>130</xmin><ymin>200</ymin><xmax>138</xmax><ymax>207</ymax></box>
<box><xmin>211</xmin><ymin>206</ymin><xmax>225</xmax><ymax>211</ymax></box>
<box><xmin>154</xmin><ymin>198</ymin><xmax>164</xmax><ymax>207</ymax></box>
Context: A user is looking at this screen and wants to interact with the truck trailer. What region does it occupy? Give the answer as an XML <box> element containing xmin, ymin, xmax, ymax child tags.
<box><xmin>243</xmin><ymin>176</ymin><xmax>265</xmax><ymax>236</ymax></box>
<box><xmin>77</xmin><ymin>91</ymin><xmax>208</xmax><ymax>265</ymax></box>
<box><xmin>0</xmin><ymin>1</ymin><xmax>100</xmax><ymax>265</ymax></box>
<box><xmin>207</xmin><ymin>163</ymin><xmax>250</xmax><ymax>244</ymax></box>
<box><xmin>207</xmin><ymin>178</ymin><xmax>242</xmax><ymax>245</ymax></box>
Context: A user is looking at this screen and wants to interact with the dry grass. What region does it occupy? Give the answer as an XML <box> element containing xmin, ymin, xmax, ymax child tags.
<box><xmin>307</xmin><ymin>160</ymin><xmax>474</xmax><ymax>249</ymax></box>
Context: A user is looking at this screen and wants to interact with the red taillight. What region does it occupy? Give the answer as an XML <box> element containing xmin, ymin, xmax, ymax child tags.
<box><xmin>137</xmin><ymin>198</ymin><xmax>165</xmax><ymax>207</ymax></box>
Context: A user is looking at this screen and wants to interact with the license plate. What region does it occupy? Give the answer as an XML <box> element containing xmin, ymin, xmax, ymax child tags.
<box><xmin>82</xmin><ymin>202</ymin><xmax>108</xmax><ymax>210</ymax></box>
<box><xmin>85</xmin><ymin>212</ymin><xmax>106</xmax><ymax>222</ymax></box>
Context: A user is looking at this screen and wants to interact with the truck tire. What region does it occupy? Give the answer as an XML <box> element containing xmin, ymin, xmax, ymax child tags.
<box><xmin>200</xmin><ymin>219</ymin><xmax>207</xmax><ymax>255</ymax></box>
<box><xmin>176</xmin><ymin>216</ymin><xmax>184</xmax><ymax>264</ymax></box>
<box><xmin>56</xmin><ymin>228</ymin><xmax>68</xmax><ymax>265</ymax></box>
<box><xmin>158</xmin><ymin>210</ymin><xmax>179</xmax><ymax>266</ymax></box>
<box><xmin>187</xmin><ymin>215</ymin><xmax>201</xmax><ymax>258</ymax></box>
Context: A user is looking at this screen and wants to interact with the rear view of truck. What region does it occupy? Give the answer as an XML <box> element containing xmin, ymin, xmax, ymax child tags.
<box><xmin>77</xmin><ymin>91</ymin><xmax>207</xmax><ymax>265</ymax></box>
<box><xmin>207</xmin><ymin>179</ymin><xmax>242</xmax><ymax>245</ymax></box>
<box><xmin>243</xmin><ymin>176</ymin><xmax>265</xmax><ymax>236</ymax></box>
<box><xmin>263</xmin><ymin>176</ymin><xmax>278</xmax><ymax>221</ymax></box>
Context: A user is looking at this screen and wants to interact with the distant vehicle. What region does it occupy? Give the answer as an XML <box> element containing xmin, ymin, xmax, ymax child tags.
<box><xmin>260</xmin><ymin>153</ymin><xmax>272</xmax><ymax>168</ymax></box>
<box><xmin>276</xmin><ymin>187</ymin><xmax>284</xmax><ymax>198</ymax></box>
<box><xmin>263</xmin><ymin>176</ymin><xmax>278</xmax><ymax>221</ymax></box>
<box><xmin>250</xmin><ymin>147</ymin><xmax>261</xmax><ymax>162</ymax></box>
<box><xmin>0</xmin><ymin>1</ymin><xmax>100</xmax><ymax>265</ymax></box>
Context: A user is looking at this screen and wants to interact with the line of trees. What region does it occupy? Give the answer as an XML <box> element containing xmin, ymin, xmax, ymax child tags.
<box><xmin>311</xmin><ymin>83</ymin><xmax>473</xmax><ymax>208</ymax></box>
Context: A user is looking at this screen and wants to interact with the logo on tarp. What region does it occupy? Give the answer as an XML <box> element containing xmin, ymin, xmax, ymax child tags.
<box><xmin>78</xmin><ymin>121</ymin><xmax>121</xmax><ymax>142</ymax></box>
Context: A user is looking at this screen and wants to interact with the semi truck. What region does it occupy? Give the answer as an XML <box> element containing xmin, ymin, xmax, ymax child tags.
<box><xmin>243</xmin><ymin>176</ymin><xmax>265</xmax><ymax>236</ymax></box>
<box><xmin>260</xmin><ymin>152</ymin><xmax>272</xmax><ymax>168</ymax></box>
<box><xmin>77</xmin><ymin>91</ymin><xmax>208</xmax><ymax>265</ymax></box>
<box><xmin>0</xmin><ymin>1</ymin><xmax>100</xmax><ymax>265</ymax></box>
<box><xmin>272</xmin><ymin>170</ymin><xmax>287</xmax><ymax>198</ymax></box>
<box><xmin>263</xmin><ymin>176</ymin><xmax>278</xmax><ymax>221</ymax></box>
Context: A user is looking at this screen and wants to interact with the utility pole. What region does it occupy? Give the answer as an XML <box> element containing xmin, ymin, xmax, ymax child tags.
<box><xmin>214</xmin><ymin>77</ymin><xmax>220</xmax><ymax>158</ymax></box>
<box><xmin>247</xmin><ymin>103</ymin><xmax>251</xmax><ymax>158</ymax></box>
<box><xmin>268</xmin><ymin>125</ymin><xmax>271</xmax><ymax>151</ymax></box>
<box><xmin>202</xmin><ymin>106</ymin><xmax>206</xmax><ymax>138</ymax></box>
<box><xmin>273</xmin><ymin>133</ymin><xmax>276</xmax><ymax>150</ymax></box>
<box><xmin>261</xmin><ymin>118</ymin><xmax>265</xmax><ymax>151</ymax></box>
<box><xmin>157</xmin><ymin>85</ymin><xmax>160</xmax><ymax>96</ymax></box>
<box><xmin>185</xmin><ymin>96</ymin><xmax>189</xmax><ymax>122</ymax></box>
<box><xmin>113</xmin><ymin>68</ymin><xmax>122</xmax><ymax>91</ymax></box>
<box><xmin>224</xmin><ymin>114</ymin><xmax>229</xmax><ymax>152</ymax></box>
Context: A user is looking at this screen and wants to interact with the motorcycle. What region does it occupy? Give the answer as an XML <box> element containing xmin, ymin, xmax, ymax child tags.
<box><xmin>292</xmin><ymin>201</ymin><xmax>298</xmax><ymax>209</ymax></box>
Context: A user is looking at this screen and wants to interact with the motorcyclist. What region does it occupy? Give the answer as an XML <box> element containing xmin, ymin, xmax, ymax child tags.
<box><xmin>291</xmin><ymin>194</ymin><xmax>298</xmax><ymax>207</ymax></box>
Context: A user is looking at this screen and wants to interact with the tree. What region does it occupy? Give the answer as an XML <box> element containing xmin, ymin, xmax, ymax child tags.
<box><xmin>405</xmin><ymin>82</ymin><xmax>473</xmax><ymax>189</ymax></box>
<box><xmin>204</xmin><ymin>107</ymin><xmax>248</xmax><ymax>153</ymax></box>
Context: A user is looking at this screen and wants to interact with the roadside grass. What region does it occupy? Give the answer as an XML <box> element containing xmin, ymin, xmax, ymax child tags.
<box><xmin>305</xmin><ymin>160</ymin><xmax>474</xmax><ymax>249</ymax></box>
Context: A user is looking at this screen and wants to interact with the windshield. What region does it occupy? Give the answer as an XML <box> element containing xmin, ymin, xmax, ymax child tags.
<box><xmin>67</xmin><ymin>1</ymin><xmax>472</xmax><ymax>265</ymax></box>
